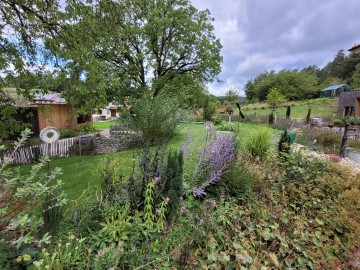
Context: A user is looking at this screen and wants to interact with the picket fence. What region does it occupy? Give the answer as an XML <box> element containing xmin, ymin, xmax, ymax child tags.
<box><xmin>0</xmin><ymin>135</ymin><xmax>95</xmax><ymax>165</ymax></box>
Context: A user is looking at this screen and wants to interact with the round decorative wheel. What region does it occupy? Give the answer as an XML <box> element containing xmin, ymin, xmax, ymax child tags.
<box><xmin>39</xmin><ymin>127</ymin><xmax>60</xmax><ymax>143</ymax></box>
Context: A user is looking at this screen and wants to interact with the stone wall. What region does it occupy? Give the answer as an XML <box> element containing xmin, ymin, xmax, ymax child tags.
<box><xmin>94</xmin><ymin>133</ymin><xmax>142</xmax><ymax>154</ymax></box>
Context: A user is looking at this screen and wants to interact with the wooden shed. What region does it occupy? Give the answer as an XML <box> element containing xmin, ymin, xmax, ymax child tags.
<box><xmin>32</xmin><ymin>93</ymin><xmax>91</xmax><ymax>131</ymax></box>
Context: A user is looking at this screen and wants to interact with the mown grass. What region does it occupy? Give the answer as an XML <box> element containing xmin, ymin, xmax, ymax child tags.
<box><xmin>241</xmin><ymin>98</ymin><xmax>338</xmax><ymax>118</ymax></box>
<box><xmin>92</xmin><ymin>120</ymin><xmax>117</xmax><ymax>129</ymax></box>
<box><xmin>16</xmin><ymin>122</ymin><xmax>275</xmax><ymax>207</ymax></box>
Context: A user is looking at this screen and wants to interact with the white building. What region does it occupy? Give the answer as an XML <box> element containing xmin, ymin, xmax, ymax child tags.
<box><xmin>92</xmin><ymin>102</ymin><xmax>120</xmax><ymax>121</ymax></box>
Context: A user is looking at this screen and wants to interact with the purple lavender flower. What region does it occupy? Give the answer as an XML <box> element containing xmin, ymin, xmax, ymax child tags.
<box><xmin>154</xmin><ymin>176</ymin><xmax>161</xmax><ymax>183</ymax></box>
<box><xmin>180</xmin><ymin>205</ymin><xmax>187</xmax><ymax>213</ymax></box>
<box><xmin>193</xmin><ymin>187</ymin><xmax>207</xmax><ymax>198</ymax></box>
<box><xmin>192</xmin><ymin>134</ymin><xmax>236</xmax><ymax>197</ymax></box>
<box><xmin>199</xmin><ymin>218</ymin><xmax>204</xmax><ymax>225</ymax></box>
<box><xmin>155</xmin><ymin>209</ymin><xmax>161</xmax><ymax>216</ymax></box>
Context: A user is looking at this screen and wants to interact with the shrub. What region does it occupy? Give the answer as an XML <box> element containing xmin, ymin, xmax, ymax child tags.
<box><xmin>203</xmin><ymin>97</ymin><xmax>217</xmax><ymax>121</ymax></box>
<box><xmin>243</xmin><ymin>127</ymin><xmax>272</xmax><ymax>158</ymax></box>
<box><xmin>59</xmin><ymin>128</ymin><xmax>77</xmax><ymax>139</ymax></box>
<box><xmin>121</xmin><ymin>95</ymin><xmax>180</xmax><ymax>144</ymax></box>
<box><xmin>213</xmin><ymin>117</ymin><xmax>224</xmax><ymax>125</ymax></box>
<box><xmin>312</xmin><ymin>129</ymin><xmax>341</xmax><ymax>149</ymax></box>
<box><xmin>278</xmin><ymin>130</ymin><xmax>291</xmax><ymax>160</ymax></box>
<box><xmin>332</xmin><ymin>118</ymin><xmax>342</xmax><ymax>126</ymax></box>
<box><xmin>162</xmin><ymin>150</ymin><xmax>183</xmax><ymax>219</ymax></box>
<box><xmin>216</xmin><ymin>121</ymin><xmax>236</xmax><ymax>131</ymax></box>
<box><xmin>77</xmin><ymin>122</ymin><xmax>95</xmax><ymax>133</ymax></box>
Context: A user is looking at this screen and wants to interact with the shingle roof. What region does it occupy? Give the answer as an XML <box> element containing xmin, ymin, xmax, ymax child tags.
<box><xmin>33</xmin><ymin>92</ymin><xmax>66</xmax><ymax>103</ymax></box>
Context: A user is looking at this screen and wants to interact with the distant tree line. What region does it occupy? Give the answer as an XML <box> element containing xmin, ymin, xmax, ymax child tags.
<box><xmin>245</xmin><ymin>49</ymin><xmax>360</xmax><ymax>101</ymax></box>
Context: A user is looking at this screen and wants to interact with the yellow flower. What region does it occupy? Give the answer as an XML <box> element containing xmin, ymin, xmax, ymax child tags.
<box><xmin>23</xmin><ymin>254</ymin><xmax>32</xmax><ymax>261</ymax></box>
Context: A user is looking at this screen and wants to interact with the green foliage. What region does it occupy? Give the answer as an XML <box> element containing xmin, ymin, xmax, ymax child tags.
<box><xmin>243</xmin><ymin>127</ymin><xmax>272</xmax><ymax>158</ymax></box>
<box><xmin>59</xmin><ymin>128</ymin><xmax>77</xmax><ymax>139</ymax></box>
<box><xmin>213</xmin><ymin>117</ymin><xmax>224</xmax><ymax>125</ymax></box>
<box><xmin>296</xmin><ymin>128</ymin><xmax>341</xmax><ymax>153</ymax></box>
<box><xmin>245</xmin><ymin>69</ymin><xmax>319</xmax><ymax>101</ymax></box>
<box><xmin>216</xmin><ymin>121</ymin><xmax>236</xmax><ymax>131</ymax></box>
<box><xmin>266</xmin><ymin>87</ymin><xmax>287</xmax><ymax>109</ymax></box>
<box><xmin>278</xmin><ymin>129</ymin><xmax>291</xmax><ymax>159</ymax></box>
<box><xmin>122</xmin><ymin>95</ymin><xmax>180</xmax><ymax>144</ymax></box>
<box><xmin>162</xmin><ymin>150</ymin><xmax>183</xmax><ymax>219</ymax></box>
<box><xmin>0</xmin><ymin>129</ymin><xmax>67</xmax><ymax>268</ymax></box>
<box><xmin>203</xmin><ymin>95</ymin><xmax>217</xmax><ymax>121</ymax></box>
<box><xmin>350</xmin><ymin>63</ymin><xmax>360</xmax><ymax>88</ymax></box>
<box><xmin>76</xmin><ymin>122</ymin><xmax>95</xmax><ymax>133</ymax></box>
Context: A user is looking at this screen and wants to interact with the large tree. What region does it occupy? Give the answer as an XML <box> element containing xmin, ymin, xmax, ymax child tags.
<box><xmin>50</xmin><ymin>0</ymin><xmax>222</xmax><ymax>102</ymax></box>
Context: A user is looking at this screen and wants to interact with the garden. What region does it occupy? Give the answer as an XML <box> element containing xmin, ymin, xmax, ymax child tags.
<box><xmin>1</xmin><ymin>95</ymin><xmax>360</xmax><ymax>269</ymax></box>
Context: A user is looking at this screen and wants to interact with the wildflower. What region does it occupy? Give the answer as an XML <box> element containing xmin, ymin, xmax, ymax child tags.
<box><xmin>98</xmin><ymin>250</ymin><xmax>105</xmax><ymax>257</ymax></box>
<box><xmin>155</xmin><ymin>209</ymin><xmax>161</xmax><ymax>216</ymax></box>
<box><xmin>154</xmin><ymin>176</ymin><xmax>161</xmax><ymax>183</ymax></box>
<box><xmin>180</xmin><ymin>196</ymin><xmax>183</xmax><ymax>201</ymax></box>
<box><xmin>199</xmin><ymin>218</ymin><xmax>204</xmax><ymax>225</ymax></box>
<box><xmin>165</xmin><ymin>197</ymin><xmax>170</xmax><ymax>204</ymax></box>
<box><xmin>205</xmin><ymin>199</ymin><xmax>217</xmax><ymax>209</ymax></box>
<box><xmin>193</xmin><ymin>187</ymin><xmax>207</xmax><ymax>198</ymax></box>
<box><xmin>108</xmin><ymin>268</ymin><xmax>115</xmax><ymax>270</ymax></box>
<box><xmin>180</xmin><ymin>205</ymin><xmax>187</xmax><ymax>213</ymax></box>
<box><xmin>33</xmin><ymin>260</ymin><xmax>44</xmax><ymax>267</ymax></box>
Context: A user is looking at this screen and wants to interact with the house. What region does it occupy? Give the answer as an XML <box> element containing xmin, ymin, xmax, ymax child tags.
<box><xmin>92</xmin><ymin>102</ymin><xmax>120</xmax><ymax>121</ymax></box>
<box><xmin>320</xmin><ymin>84</ymin><xmax>352</xmax><ymax>98</ymax></box>
<box><xmin>349</xmin><ymin>43</ymin><xmax>360</xmax><ymax>54</ymax></box>
<box><xmin>337</xmin><ymin>90</ymin><xmax>360</xmax><ymax>117</ymax></box>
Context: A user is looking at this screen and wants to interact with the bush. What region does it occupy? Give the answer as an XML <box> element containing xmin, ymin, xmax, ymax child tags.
<box><xmin>121</xmin><ymin>95</ymin><xmax>180</xmax><ymax>144</ymax></box>
<box><xmin>332</xmin><ymin>118</ymin><xmax>342</xmax><ymax>126</ymax></box>
<box><xmin>76</xmin><ymin>122</ymin><xmax>95</xmax><ymax>133</ymax></box>
<box><xmin>278</xmin><ymin>129</ymin><xmax>291</xmax><ymax>159</ymax></box>
<box><xmin>203</xmin><ymin>97</ymin><xmax>217</xmax><ymax>121</ymax></box>
<box><xmin>243</xmin><ymin>127</ymin><xmax>272</xmax><ymax>158</ymax></box>
<box><xmin>217</xmin><ymin>121</ymin><xmax>236</xmax><ymax>131</ymax></box>
<box><xmin>60</xmin><ymin>128</ymin><xmax>77</xmax><ymax>139</ymax></box>
<box><xmin>213</xmin><ymin>117</ymin><xmax>224</xmax><ymax>125</ymax></box>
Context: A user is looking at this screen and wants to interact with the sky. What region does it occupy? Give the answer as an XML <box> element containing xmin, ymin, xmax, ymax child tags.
<box><xmin>191</xmin><ymin>0</ymin><xmax>360</xmax><ymax>97</ymax></box>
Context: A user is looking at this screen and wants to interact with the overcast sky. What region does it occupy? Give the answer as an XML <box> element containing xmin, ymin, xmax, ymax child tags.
<box><xmin>191</xmin><ymin>0</ymin><xmax>360</xmax><ymax>96</ymax></box>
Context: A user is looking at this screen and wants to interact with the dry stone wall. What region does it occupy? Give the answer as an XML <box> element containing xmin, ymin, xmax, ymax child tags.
<box><xmin>94</xmin><ymin>133</ymin><xmax>142</xmax><ymax>154</ymax></box>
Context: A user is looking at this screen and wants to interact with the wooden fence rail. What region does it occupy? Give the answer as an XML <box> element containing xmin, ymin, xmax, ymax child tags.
<box><xmin>0</xmin><ymin>135</ymin><xmax>95</xmax><ymax>165</ymax></box>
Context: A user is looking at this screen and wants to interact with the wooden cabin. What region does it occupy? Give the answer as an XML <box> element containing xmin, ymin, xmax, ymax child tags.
<box><xmin>32</xmin><ymin>93</ymin><xmax>91</xmax><ymax>131</ymax></box>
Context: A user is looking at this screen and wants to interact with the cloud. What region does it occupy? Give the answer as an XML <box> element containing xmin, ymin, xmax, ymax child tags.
<box><xmin>191</xmin><ymin>0</ymin><xmax>360</xmax><ymax>96</ymax></box>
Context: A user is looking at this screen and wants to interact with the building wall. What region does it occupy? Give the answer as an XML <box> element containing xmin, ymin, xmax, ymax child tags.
<box><xmin>37</xmin><ymin>104</ymin><xmax>78</xmax><ymax>131</ymax></box>
<box><xmin>338</xmin><ymin>91</ymin><xmax>360</xmax><ymax>117</ymax></box>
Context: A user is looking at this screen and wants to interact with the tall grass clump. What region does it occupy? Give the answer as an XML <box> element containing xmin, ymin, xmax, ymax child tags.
<box><xmin>243</xmin><ymin>127</ymin><xmax>272</xmax><ymax>158</ymax></box>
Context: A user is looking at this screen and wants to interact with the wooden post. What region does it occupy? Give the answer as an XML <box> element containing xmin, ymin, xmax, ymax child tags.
<box><xmin>340</xmin><ymin>119</ymin><xmax>356</xmax><ymax>158</ymax></box>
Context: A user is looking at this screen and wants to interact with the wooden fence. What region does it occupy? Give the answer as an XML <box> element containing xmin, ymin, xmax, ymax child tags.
<box><xmin>0</xmin><ymin>135</ymin><xmax>95</xmax><ymax>165</ymax></box>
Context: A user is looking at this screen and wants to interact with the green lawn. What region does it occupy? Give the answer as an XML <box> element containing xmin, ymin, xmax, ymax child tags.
<box><xmin>16</xmin><ymin>122</ymin><xmax>274</xmax><ymax>207</ymax></box>
<box><xmin>241</xmin><ymin>98</ymin><xmax>338</xmax><ymax>119</ymax></box>
<box><xmin>92</xmin><ymin>120</ymin><xmax>117</xmax><ymax>129</ymax></box>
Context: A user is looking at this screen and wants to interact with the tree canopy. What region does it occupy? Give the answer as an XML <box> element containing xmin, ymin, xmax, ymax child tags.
<box><xmin>1</xmin><ymin>0</ymin><xmax>222</xmax><ymax>106</ymax></box>
<box><xmin>245</xmin><ymin>69</ymin><xmax>319</xmax><ymax>101</ymax></box>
